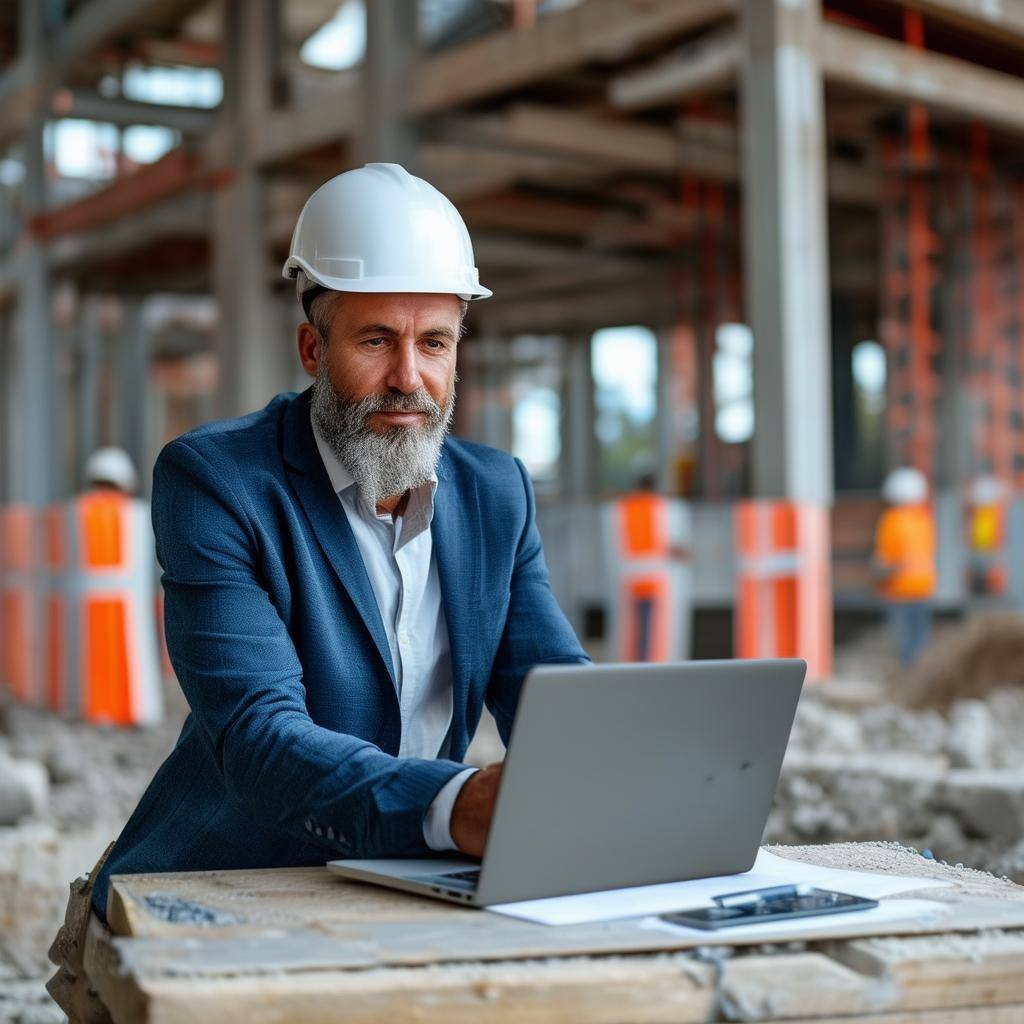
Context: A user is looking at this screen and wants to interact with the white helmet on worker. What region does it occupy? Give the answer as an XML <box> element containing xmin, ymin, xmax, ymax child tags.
<box><xmin>84</xmin><ymin>447</ymin><xmax>138</xmax><ymax>494</ymax></box>
<box><xmin>282</xmin><ymin>162</ymin><xmax>492</xmax><ymax>314</ymax></box>
<box><xmin>969</xmin><ymin>474</ymin><xmax>1008</xmax><ymax>506</ymax></box>
<box><xmin>882</xmin><ymin>467</ymin><xmax>928</xmax><ymax>506</ymax></box>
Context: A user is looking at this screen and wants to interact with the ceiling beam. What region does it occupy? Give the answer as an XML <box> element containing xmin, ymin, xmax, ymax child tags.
<box><xmin>51</xmin><ymin>89</ymin><xmax>215</xmax><ymax>133</ymax></box>
<box><xmin>609</xmin><ymin>28</ymin><xmax>739</xmax><ymax>110</ymax></box>
<box><xmin>245</xmin><ymin>78</ymin><xmax>361</xmax><ymax>167</ymax></box>
<box><xmin>51</xmin><ymin>0</ymin><xmax>209</xmax><ymax>76</ymax></box>
<box><xmin>605</xmin><ymin>19</ymin><xmax>1024</xmax><ymax>137</ymax></box>
<box><xmin>896</xmin><ymin>0</ymin><xmax>1024</xmax><ymax>49</ymax></box>
<box><xmin>407</xmin><ymin>0</ymin><xmax>737</xmax><ymax>115</ymax></box>
<box><xmin>449</xmin><ymin>104</ymin><xmax>878</xmax><ymax>205</ymax></box>
<box><xmin>821</xmin><ymin>21</ymin><xmax>1024</xmax><ymax>136</ymax></box>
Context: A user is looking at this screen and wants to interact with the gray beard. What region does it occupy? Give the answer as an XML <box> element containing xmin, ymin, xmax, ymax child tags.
<box><xmin>310</xmin><ymin>366</ymin><xmax>454</xmax><ymax>516</ymax></box>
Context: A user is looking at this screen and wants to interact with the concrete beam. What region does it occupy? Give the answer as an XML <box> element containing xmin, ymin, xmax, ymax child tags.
<box><xmin>898</xmin><ymin>0</ymin><xmax>1024</xmax><ymax>49</ymax></box>
<box><xmin>608</xmin><ymin>28</ymin><xmax>740</xmax><ymax>111</ymax></box>
<box><xmin>29</xmin><ymin>149</ymin><xmax>203</xmax><ymax>240</ymax></box>
<box><xmin>408</xmin><ymin>0</ymin><xmax>737</xmax><ymax>115</ymax></box>
<box><xmin>48</xmin><ymin>192</ymin><xmax>210</xmax><ymax>273</ymax></box>
<box><xmin>51</xmin><ymin>89</ymin><xmax>216</xmax><ymax>133</ymax></box>
<box><xmin>51</xmin><ymin>0</ymin><xmax>209</xmax><ymax>75</ymax></box>
<box><xmin>240</xmin><ymin>77</ymin><xmax>360</xmax><ymax>168</ymax></box>
<box><xmin>606</xmin><ymin>17</ymin><xmax>1024</xmax><ymax>138</ymax></box>
<box><xmin>820</xmin><ymin>21</ymin><xmax>1024</xmax><ymax>136</ymax></box>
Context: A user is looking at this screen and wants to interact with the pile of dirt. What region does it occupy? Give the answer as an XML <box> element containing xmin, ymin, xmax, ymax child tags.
<box><xmin>902</xmin><ymin>612</ymin><xmax>1024</xmax><ymax>711</ymax></box>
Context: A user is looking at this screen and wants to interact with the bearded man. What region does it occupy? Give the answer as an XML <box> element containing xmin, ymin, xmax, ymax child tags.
<box><xmin>88</xmin><ymin>163</ymin><xmax>588</xmax><ymax>919</ymax></box>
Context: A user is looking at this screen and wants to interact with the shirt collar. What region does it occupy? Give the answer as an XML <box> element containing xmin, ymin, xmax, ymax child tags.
<box><xmin>310</xmin><ymin>407</ymin><xmax>438</xmax><ymax>522</ymax></box>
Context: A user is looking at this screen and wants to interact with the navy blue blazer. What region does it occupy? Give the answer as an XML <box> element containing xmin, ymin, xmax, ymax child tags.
<box><xmin>92</xmin><ymin>388</ymin><xmax>587</xmax><ymax>916</ymax></box>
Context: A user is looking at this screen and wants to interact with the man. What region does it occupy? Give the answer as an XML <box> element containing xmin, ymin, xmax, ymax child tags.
<box><xmin>87</xmin><ymin>163</ymin><xmax>589</xmax><ymax>918</ymax></box>
<box><xmin>873</xmin><ymin>467</ymin><xmax>937</xmax><ymax>667</ymax></box>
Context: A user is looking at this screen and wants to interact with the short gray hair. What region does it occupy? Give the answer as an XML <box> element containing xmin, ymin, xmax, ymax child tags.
<box><xmin>307</xmin><ymin>291</ymin><xmax>469</xmax><ymax>344</ymax></box>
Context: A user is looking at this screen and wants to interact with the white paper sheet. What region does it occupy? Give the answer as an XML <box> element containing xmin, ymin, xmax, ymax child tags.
<box><xmin>485</xmin><ymin>849</ymin><xmax>951</xmax><ymax>926</ymax></box>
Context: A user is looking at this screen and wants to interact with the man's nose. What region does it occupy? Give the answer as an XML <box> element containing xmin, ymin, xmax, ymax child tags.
<box><xmin>385</xmin><ymin>339</ymin><xmax>425</xmax><ymax>394</ymax></box>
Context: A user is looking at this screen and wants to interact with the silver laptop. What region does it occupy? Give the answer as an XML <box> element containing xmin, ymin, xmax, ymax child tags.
<box><xmin>328</xmin><ymin>658</ymin><xmax>805</xmax><ymax>907</ymax></box>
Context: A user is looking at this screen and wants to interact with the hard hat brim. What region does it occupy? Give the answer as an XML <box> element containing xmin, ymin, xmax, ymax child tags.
<box><xmin>283</xmin><ymin>257</ymin><xmax>491</xmax><ymax>301</ymax></box>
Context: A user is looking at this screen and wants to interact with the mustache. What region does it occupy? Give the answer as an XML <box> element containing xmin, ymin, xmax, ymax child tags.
<box><xmin>345</xmin><ymin>389</ymin><xmax>447</xmax><ymax>428</ymax></box>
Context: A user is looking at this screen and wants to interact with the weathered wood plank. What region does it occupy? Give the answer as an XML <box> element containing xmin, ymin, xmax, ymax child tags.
<box><xmin>99</xmin><ymin>948</ymin><xmax>717</xmax><ymax>1024</ymax></box>
<box><xmin>828</xmin><ymin>933</ymin><xmax>1024</xmax><ymax>1012</ymax></box>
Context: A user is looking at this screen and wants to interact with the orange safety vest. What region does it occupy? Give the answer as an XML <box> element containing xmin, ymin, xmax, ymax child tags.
<box><xmin>44</xmin><ymin>490</ymin><xmax>163</xmax><ymax>725</ymax></box>
<box><xmin>874</xmin><ymin>504</ymin><xmax>937</xmax><ymax>601</ymax></box>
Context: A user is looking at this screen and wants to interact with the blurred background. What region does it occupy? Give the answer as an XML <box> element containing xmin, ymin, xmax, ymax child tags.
<box><xmin>3</xmin><ymin>0</ymin><xmax>1024</xmax><ymax>1017</ymax></box>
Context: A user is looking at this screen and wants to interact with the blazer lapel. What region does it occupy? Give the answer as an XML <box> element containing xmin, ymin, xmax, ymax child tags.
<box><xmin>431</xmin><ymin>446</ymin><xmax>480</xmax><ymax>745</ymax></box>
<box><xmin>281</xmin><ymin>389</ymin><xmax>396</xmax><ymax>687</ymax></box>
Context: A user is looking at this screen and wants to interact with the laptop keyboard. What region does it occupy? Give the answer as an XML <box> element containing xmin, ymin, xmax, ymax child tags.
<box><xmin>414</xmin><ymin>867</ymin><xmax>481</xmax><ymax>891</ymax></box>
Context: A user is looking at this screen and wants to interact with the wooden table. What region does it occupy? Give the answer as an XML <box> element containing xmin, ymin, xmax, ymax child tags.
<box><xmin>81</xmin><ymin>844</ymin><xmax>1024</xmax><ymax>1023</ymax></box>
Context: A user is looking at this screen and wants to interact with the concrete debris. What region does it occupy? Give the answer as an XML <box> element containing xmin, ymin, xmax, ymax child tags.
<box><xmin>0</xmin><ymin>755</ymin><xmax>48</xmax><ymax>826</ymax></box>
<box><xmin>769</xmin><ymin>679</ymin><xmax>1024</xmax><ymax>884</ymax></box>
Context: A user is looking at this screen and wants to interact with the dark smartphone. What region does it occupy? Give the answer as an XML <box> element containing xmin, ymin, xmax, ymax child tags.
<box><xmin>661</xmin><ymin>887</ymin><xmax>879</xmax><ymax>931</ymax></box>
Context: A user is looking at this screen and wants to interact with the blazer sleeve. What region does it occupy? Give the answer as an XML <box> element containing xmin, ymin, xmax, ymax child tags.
<box><xmin>153</xmin><ymin>439</ymin><xmax>465</xmax><ymax>858</ymax></box>
<box><xmin>485</xmin><ymin>457</ymin><xmax>590</xmax><ymax>746</ymax></box>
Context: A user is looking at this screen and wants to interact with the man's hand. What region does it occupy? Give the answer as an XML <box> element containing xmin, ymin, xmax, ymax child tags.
<box><xmin>450</xmin><ymin>762</ymin><xmax>503</xmax><ymax>857</ymax></box>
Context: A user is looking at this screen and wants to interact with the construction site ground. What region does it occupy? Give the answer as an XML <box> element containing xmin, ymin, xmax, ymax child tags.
<box><xmin>3</xmin><ymin>613</ymin><xmax>1024</xmax><ymax>1022</ymax></box>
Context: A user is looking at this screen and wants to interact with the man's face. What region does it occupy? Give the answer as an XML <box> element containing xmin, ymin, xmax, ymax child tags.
<box><xmin>298</xmin><ymin>292</ymin><xmax>463</xmax><ymax>510</ymax></box>
<box><xmin>304</xmin><ymin>291</ymin><xmax>461</xmax><ymax>428</ymax></box>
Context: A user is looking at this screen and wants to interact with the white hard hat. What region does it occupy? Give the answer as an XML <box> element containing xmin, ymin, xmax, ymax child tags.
<box><xmin>970</xmin><ymin>474</ymin><xmax>1008</xmax><ymax>505</ymax></box>
<box><xmin>282</xmin><ymin>162</ymin><xmax>491</xmax><ymax>303</ymax></box>
<box><xmin>84</xmin><ymin>447</ymin><xmax>138</xmax><ymax>493</ymax></box>
<box><xmin>882</xmin><ymin>467</ymin><xmax>928</xmax><ymax>506</ymax></box>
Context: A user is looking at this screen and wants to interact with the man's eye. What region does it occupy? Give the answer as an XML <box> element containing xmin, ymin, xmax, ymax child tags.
<box><xmin>424</xmin><ymin>339</ymin><xmax>445</xmax><ymax>350</ymax></box>
<box><xmin>365</xmin><ymin>337</ymin><xmax>387</xmax><ymax>348</ymax></box>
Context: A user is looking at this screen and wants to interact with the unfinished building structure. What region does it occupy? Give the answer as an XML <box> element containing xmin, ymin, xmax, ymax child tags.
<box><xmin>2</xmin><ymin>0</ymin><xmax>1024</xmax><ymax>677</ymax></box>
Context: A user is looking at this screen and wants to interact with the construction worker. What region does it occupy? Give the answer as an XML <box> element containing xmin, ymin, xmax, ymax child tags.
<box><xmin>873</xmin><ymin>467</ymin><xmax>937</xmax><ymax>667</ymax></box>
<box><xmin>86</xmin><ymin>163</ymin><xmax>588</xmax><ymax>919</ymax></box>
<box><xmin>47</xmin><ymin>448</ymin><xmax>163</xmax><ymax>725</ymax></box>
<box><xmin>966</xmin><ymin>474</ymin><xmax>1008</xmax><ymax>597</ymax></box>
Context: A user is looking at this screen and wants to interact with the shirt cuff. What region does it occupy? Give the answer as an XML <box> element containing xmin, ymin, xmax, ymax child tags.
<box><xmin>423</xmin><ymin>767</ymin><xmax>478</xmax><ymax>851</ymax></box>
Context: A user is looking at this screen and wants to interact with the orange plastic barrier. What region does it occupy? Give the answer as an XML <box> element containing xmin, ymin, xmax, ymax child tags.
<box><xmin>735</xmin><ymin>501</ymin><xmax>832</xmax><ymax>683</ymax></box>
<box><xmin>610</xmin><ymin>493</ymin><xmax>691</xmax><ymax>662</ymax></box>
<box><xmin>72</xmin><ymin>491</ymin><xmax>163</xmax><ymax>726</ymax></box>
<box><xmin>0</xmin><ymin>506</ymin><xmax>40</xmax><ymax>704</ymax></box>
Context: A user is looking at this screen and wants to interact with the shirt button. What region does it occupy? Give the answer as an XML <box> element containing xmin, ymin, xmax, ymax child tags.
<box><xmin>399</xmin><ymin>631</ymin><xmax>410</xmax><ymax>645</ymax></box>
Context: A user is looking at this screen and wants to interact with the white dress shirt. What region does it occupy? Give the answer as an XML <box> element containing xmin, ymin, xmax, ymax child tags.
<box><xmin>311</xmin><ymin>414</ymin><xmax>475</xmax><ymax>849</ymax></box>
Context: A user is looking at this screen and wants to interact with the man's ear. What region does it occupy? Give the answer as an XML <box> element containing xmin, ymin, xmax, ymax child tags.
<box><xmin>297</xmin><ymin>322</ymin><xmax>321</xmax><ymax>378</ymax></box>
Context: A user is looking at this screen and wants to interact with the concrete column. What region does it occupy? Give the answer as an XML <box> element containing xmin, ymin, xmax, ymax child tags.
<box><xmin>740</xmin><ymin>0</ymin><xmax>832</xmax><ymax>504</ymax></box>
<box><xmin>75</xmin><ymin>298</ymin><xmax>102</xmax><ymax>491</ymax></box>
<box><xmin>114</xmin><ymin>299</ymin><xmax>150</xmax><ymax>490</ymax></box>
<box><xmin>13</xmin><ymin>0</ymin><xmax>56</xmax><ymax>504</ymax></box>
<box><xmin>212</xmin><ymin>0</ymin><xmax>288</xmax><ymax>419</ymax></box>
<box><xmin>739</xmin><ymin>0</ymin><xmax>833</xmax><ymax>680</ymax></box>
<box><xmin>561</xmin><ymin>332</ymin><xmax>596</xmax><ymax>499</ymax></box>
<box><xmin>654</xmin><ymin>329</ymin><xmax>675</xmax><ymax>494</ymax></box>
<box><xmin>362</xmin><ymin>0</ymin><xmax>419</xmax><ymax>167</ymax></box>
